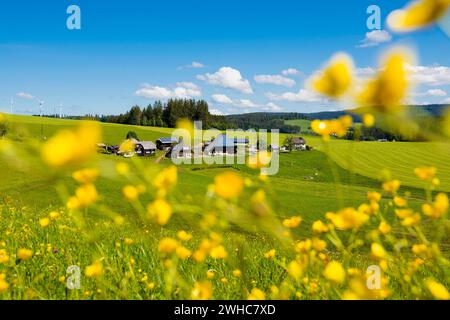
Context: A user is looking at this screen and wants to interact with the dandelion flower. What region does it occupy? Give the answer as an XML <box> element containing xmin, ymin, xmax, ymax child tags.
<box><xmin>371</xmin><ymin>243</ymin><xmax>387</xmax><ymax>259</ymax></box>
<box><xmin>324</xmin><ymin>261</ymin><xmax>346</xmax><ymax>284</ymax></box>
<box><xmin>414</xmin><ymin>166</ymin><xmax>437</xmax><ymax>181</ymax></box>
<box><xmin>39</xmin><ymin>217</ymin><xmax>50</xmax><ymax>228</ymax></box>
<box><xmin>282</xmin><ymin>216</ymin><xmax>302</xmax><ymax>228</ymax></box>
<box><xmin>287</xmin><ymin>261</ymin><xmax>303</xmax><ymax>280</ymax></box>
<box><xmin>232</xmin><ymin>269</ymin><xmax>242</xmax><ymax>277</ymax></box>
<box><xmin>17</xmin><ymin>248</ymin><xmax>33</xmax><ymax>261</ymax></box>
<box><xmin>191</xmin><ymin>281</ymin><xmax>212</xmax><ymax>300</ymax></box>
<box><xmin>210</xmin><ymin>245</ymin><xmax>227</xmax><ymax>259</ymax></box>
<box><xmin>310</xmin><ymin>53</ymin><xmax>354</xmax><ymax>98</ymax></box>
<box><xmin>362</xmin><ymin>113</ymin><xmax>375</xmax><ymax>127</ymax></box>
<box><xmin>158</xmin><ymin>238</ymin><xmax>179</xmax><ymax>254</ymax></box>
<box><xmin>426</xmin><ymin>279</ymin><xmax>449</xmax><ymax>300</ymax></box>
<box><xmin>264</xmin><ymin>249</ymin><xmax>276</xmax><ymax>259</ymax></box>
<box><xmin>312</xmin><ymin>220</ymin><xmax>329</xmax><ymax>233</ymax></box>
<box><xmin>248</xmin><ymin>288</ymin><xmax>266</xmax><ymax>300</ymax></box>
<box><xmin>122</xmin><ymin>185</ymin><xmax>140</xmax><ymax>201</ymax></box>
<box><xmin>72</xmin><ymin>168</ymin><xmax>99</xmax><ymax>184</ymax></box>
<box><xmin>85</xmin><ymin>261</ymin><xmax>103</xmax><ymax>278</ymax></box>
<box><xmin>147</xmin><ymin>198</ymin><xmax>173</xmax><ymax>225</ymax></box>
<box><xmin>388</xmin><ymin>0</ymin><xmax>450</xmax><ymax>32</ymax></box>
<box><xmin>214</xmin><ymin>171</ymin><xmax>244</xmax><ymax>199</ymax></box>
<box><xmin>177</xmin><ymin>230</ymin><xmax>192</xmax><ymax>242</ymax></box>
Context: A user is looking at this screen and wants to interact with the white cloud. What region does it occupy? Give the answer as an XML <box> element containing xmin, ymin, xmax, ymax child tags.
<box><xmin>135</xmin><ymin>82</ymin><xmax>201</xmax><ymax>99</ymax></box>
<box><xmin>16</xmin><ymin>92</ymin><xmax>34</xmax><ymax>99</ymax></box>
<box><xmin>254</xmin><ymin>74</ymin><xmax>296</xmax><ymax>87</ymax></box>
<box><xmin>178</xmin><ymin>61</ymin><xmax>205</xmax><ymax>70</ymax></box>
<box><xmin>413</xmin><ymin>89</ymin><xmax>447</xmax><ymax>97</ymax></box>
<box><xmin>281</xmin><ymin>68</ymin><xmax>301</xmax><ymax>76</ymax></box>
<box><xmin>407</xmin><ymin>65</ymin><xmax>450</xmax><ymax>86</ymax></box>
<box><xmin>442</xmin><ymin>97</ymin><xmax>450</xmax><ymax>104</ymax></box>
<box><xmin>358</xmin><ymin>30</ymin><xmax>392</xmax><ymax>48</ymax></box>
<box><xmin>265</xmin><ymin>102</ymin><xmax>282</xmax><ymax>111</ymax></box>
<box><xmin>197</xmin><ymin>67</ymin><xmax>253</xmax><ymax>94</ymax></box>
<box><xmin>266</xmin><ymin>89</ymin><xmax>324</xmax><ymax>102</ymax></box>
<box><xmin>212</xmin><ymin>94</ymin><xmax>234</xmax><ymax>104</ymax></box>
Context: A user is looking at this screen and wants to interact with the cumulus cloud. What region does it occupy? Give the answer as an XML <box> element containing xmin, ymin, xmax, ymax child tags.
<box><xmin>178</xmin><ymin>61</ymin><xmax>205</xmax><ymax>70</ymax></box>
<box><xmin>197</xmin><ymin>67</ymin><xmax>253</xmax><ymax>94</ymax></box>
<box><xmin>212</xmin><ymin>94</ymin><xmax>234</xmax><ymax>104</ymax></box>
<box><xmin>413</xmin><ymin>89</ymin><xmax>447</xmax><ymax>97</ymax></box>
<box><xmin>209</xmin><ymin>108</ymin><xmax>226</xmax><ymax>115</ymax></box>
<box><xmin>254</xmin><ymin>74</ymin><xmax>296</xmax><ymax>87</ymax></box>
<box><xmin>135</xmin><ymin>82</ymin><xmax>201</xmax><ymax>99</ymax></box>
<box><xmin>16</xmin><ymin>92</ymin><xmax>35</xmax><ymax>99</ymax></box>
<box><xmin>358</xmin><ymin>30</ymin><xmax>392</xmax><ymax>48</ymax></box>
<box><xmin>266</xmin><ymin>89</ymin><xmax>324</xmax><ymax>102</ymax></box>
<box><xmin>281</xmin><ymin>68</ymin><xmax>301</xmax><ymax>76</ymax></box>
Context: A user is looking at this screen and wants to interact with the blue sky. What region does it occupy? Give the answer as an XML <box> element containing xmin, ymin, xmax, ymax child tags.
<box><xmin>0</xmin><ymin>0</ymin><xmax>449</xmax><ymax>116</ymax></box>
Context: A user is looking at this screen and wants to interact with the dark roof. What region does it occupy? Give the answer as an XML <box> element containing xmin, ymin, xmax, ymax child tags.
<box><xmin>157</xmin><ymin>138</ymin><xmax>178</xmax><ymax>144</ymax></box>
<box><xmin>292</xmin><ymin>137</ymin><xmax>306</xmax><ymax>144</ymax></box>
<box><xmin>136</xmin><ymin>141</ymin><xmax>156</xmax><ymax>150</ymax></box>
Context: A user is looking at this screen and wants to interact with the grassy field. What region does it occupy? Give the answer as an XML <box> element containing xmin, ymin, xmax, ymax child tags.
<box><xmin>285</xmin><ymin>119</ymin><xmax>312</xmax><ymax>134</ymax></box>
<box><xmin>0</xmin><ymin>114</ymin><xmax>449</xmax><ymax>300</ymax></box>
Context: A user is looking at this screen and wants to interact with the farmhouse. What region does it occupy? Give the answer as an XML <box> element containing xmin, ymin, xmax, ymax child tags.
<box><xmin>292</xmin><ymin>137</ymin><xmax>307</xmax><ymax>150</ymax></box>
<box><xmin>204</xmin><ymin>134</ymin><xmax>237</xmax><ymax>155</ymax></box>
<box><xmin>135</xmin><ymin>141</ymin><xmax>156</xmax><ymax>156</ymax></box>
<box><xmin>156</xmin><ymin>137</ymin><xmax>178</xmax><ymax>150</ymax></box>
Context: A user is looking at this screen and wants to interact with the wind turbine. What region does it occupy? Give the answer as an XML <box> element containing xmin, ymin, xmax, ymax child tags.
<box><xmin>39</xmin><ymin>101</ymin><xmax>44</xmax><ymax>117</ymax></box>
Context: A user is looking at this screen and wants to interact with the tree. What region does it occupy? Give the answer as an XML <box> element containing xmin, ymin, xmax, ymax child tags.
<box><xmin>283</xmin><ymin>136</ymin><xmax>295</xmax><ymax>151</ymax></box>
<box><xmin>126</xmin><ymin>131</ymin><xmax>139</xmax><ymax>141</ymax></box>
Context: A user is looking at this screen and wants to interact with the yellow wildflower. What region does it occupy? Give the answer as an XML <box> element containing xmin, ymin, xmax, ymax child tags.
<box><xmin>115</xmin><ymin>162</ymin><xmax>129</xmax><ymax>176</ymax></box>
<box><xmin>214</xmin><ymin>171</ymin><xmax>244</xmax><ymax>199</ymax></box>
<box><xmin>85</xmin><ymin>261</ymin><xmax>103</xmax><ymax>278</ymax></box>
<box><xmin>414</xmin><ymin>166</ymin><xmax>437</xmax><ymax>181</ymax></box>
<box><xmin>324</xmin><ymin>261</ymin><xmax>346</xmax><ymax>284</ymax></box>
<box><xmin>175</xmin><ymin>246</ymin><xmax>192</xmax><ymax>260</ymax></box>
<box><xmin>383</xmin><ymin>180</ymin><xmax>401</xmax><ymax>194</ymax></box>
<box><xmin>367</xmin><ymin>191</ymin><xmax>382</xmax><ymax>202</ymax></box>
<box><xmin>422</xmin><ymin>193</ymin><xmax>448</xmax><ymax>218</ymax></box>
<box><xmin>311</xmin><ymin>53</ymin><xmax>354</xmax><ymax>98</ymax></box>
<box><xmin>394</xmin><ymin>196</ymin><xmax>408</xmax><ymax>207</ymax></box>
<box><xmin>0</xmin><ymin>249</ymin><xmax>10</xmax><ymax>264</ymax></box>
<box><xmin>312</xmin><ymin>220</ymin><xmax>329</xmax><ymax>233</ymax></box>
<box><xmin>401</xmin><ymin>213</ymin><xmax>421</xmax><ymax>226</ymax></box>
<box><xmin>247</xmin><ymin>151</ymin><xmax>272</xmax><ymax>169</ymax></box>
<box><xmin>67</xmin><ymin>184</ymin><xmax>98</xmax><ymax>210</ymax></box>
<box><xmin>177</xmin><ymin>230</ymin><xmax>193</xmax><ymax>242</ymax></box>
<box><xmin>233</xmin><ymin>269</ymin><xmax>242</xmax><ymax>277</ymax></box>
<box><xmin>378</xmin><ymin>221</ymin><xmax>392</xmax><ymax>234</ymax></box>
<box><xmin>210</xmin><ymin>245</ymin><xmax>227</xmax><ymax>259</ymax></box>
<box><xmin>153</xmin><ymin>165</ymin><xmax>178</xmax><ymax>192</ymax></box>
<box><xmin>412</xmin><ymin>244</ymin><xmax>428</xmax><ymax>255</ymax></box>
<box><xmin>388</xmin><ymin>0</ymin><xmax>450</xmax><ymax>32</ymax></box>
<box><xmin>206</xmin><ymin>270</ymin><xmax>215</xmax><ymax>279</ymax></box>
<box><xmin>0</xmin><ymin>278</ymin><xmax>8</xmax><ymax>293</ymax></box>
<box><xmin>426</xmin><ymin>279</ymin><xmax>449</xmax><ymax>300</ymax></box>
<box><xmin>287</xmin><ymin>261</ymin><xmax>303</xmax><ymax>280</ymax></box>
<box><xmin>357</xmin><ymin>49</ymin><xmax>412</xmax><ymax>112</ymax></box>
<box><xmin>371</xmin><ymin>243</ymin><xmax>387</xmax><ymax>259</ymax></box>
<box><xmin>122</xmin><ymin>185</ymin><xmax>140</xmax><ymax>201</ymax></box>
<box><xmin>326</xmin><ymin>207</ymin><xmax>369</xmax><ymax>230</ymax></box>
<box><xmin>312</xmin><ymin>238</ymin><xmax>327</xmax><ymax>251</ymax></box>
<box><xmin>39</xmin><ymin>217</ymin><xmax>50</xmax><ymax>228</ymax></box>
<box><xmin>49</xmin><ymin>211</ymin><xmax>60</xmax><ymax>220</ymax></box>
<box><xmin>119</xmin><ymin>139</ymin><xmax>135</xmax><ymax>153</ymax></box>
<box><xmin>17</xmin><ymin>248</ymin><xmax>33</xmax><ymax>261</ymax></box>
<box><xmin>191</xmin><ymin>281</ymin><xmax>212</xmax><ymax>300</ymax></box>
<box><xmin>282</xmin><ymin>216</ymin><xmax>302</xmax><ymax>228</ymax></box>
<box><xmin>147</xmin><ymin>198</ymin><xmax>173</xmax><ymax>225</ymax></box>
<box><xmin>72</xmin><ymin>168</ymin><xmax>99</xmax><ymax>184</ymax></box>
<box><xmin>362</xmin><ymin>113</ymin><xmax>375</xmax><ymax>127</ymax></box>
<box><xmin>41</xmin><ymin>121</ymin><xmax>101</xmax><ymax>167</ymax></box>
<box><xmin>124</xmin><ymin>238</ymin><xmax>134</xmax><ymax>246</ymax></box>
<box><xmin>158</xmin><ymin>238</ymin><xmax>179</xmax><ymax>254</ymax></box>
<box><xmin>264</xmin><ymin>249</ymin><xmax>276</xmax><ymax>259</ymax></box>
<box><xmin>248</xmin><ymin>288</ymin><xmax>266</xmax><ymax>300</ymax></box>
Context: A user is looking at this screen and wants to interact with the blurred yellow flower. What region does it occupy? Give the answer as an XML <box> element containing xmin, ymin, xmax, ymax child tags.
<box><xmin>85</xmin><ymin>261</ymin><xmax>103</xmax><ymax>278</ymax></box>
<box><xmin>68</xmin><ymin>184</ymin><xmax>98</xmax><ymax>210</ymax></box>
<box><xmin>232</xmin><ymin>269</ymin><xmax>242</xmax><ymax>277</ymax></box>
<box><xmin>264</xmin><ymin>249</ymin><xmax>276</xmax><ymax>259</ymax></box>
<box><xmin>176</xmin><ymin>246</ymin><xmax>192</xmax><ymax>260</ymax></box>
<box><xmin>41</xmin><ymin>121</ymin><xmax>101</xmax><ymax>167</ymax></box>
<box><xmin>312</xmin><ymin>238</ymin><xmax>327</xmax><ymax>251</ymax></box>
<box><xmin>312</xmin><ymin>220</ymin><xmax>329</xmax><ymax>233</ymax></box>
<box><xmin>287</xmin><ymin>261</ymin><xmax>303</xmax><ymax>280</ymax></box>
<box><xmin>115</xmin><ymin>162</ymin><xmax>129</xmax><ymax>176</ymax></box>
<box><xmin>119</xmin><ymin>139</ymin><xmax>135</xmax><ymax>153</ymax></box>
<box><xmin>388</xmin><ymin>0</ymin><xmax>450</xmax><ymax>32</ymax></box>
<box><xmin>158</xmin><ymin>238</ymin><xmax>179</xmax><ymax>254</ymax></box>
<box><xmin>383</xmin><ymin>180</ymin><xmax>401</xmax><ymax>194</ymax></box>
<box><xmin>401</xmin><ymin>212</ymin><xmax>421</xmax><ymax>226</ymax></box>
<box><xmin>147</xmin><ymin>198</ymin><xmax>173</xmax><ymax>225</ymax></box>
<box><xmin>357</xmin><ymin>49</ymin><xmax>413</xmax><ymax>112</ymax></box>
<box><xmin>362</xmin><ymin>113</ymin><xmax>375</xmax><ymax>127</ymax></box>
<box><xmin>371</xmin><ymin>243</ymin><xmax>387</xmax><ymax>259</ymax></box>
<box><xmin>367</xmin><ymin>191</ymin><xmax>382</xmax><ymax>202</ymax></box>
<box><xmin>177</xmin><ymin>230</ymin><xmax>193</xmax><ymax>242</ymax></box>
<box><xmin>324</xmin><ymin>261</ymin><xmax>346</xmax><ymax>284</ymax></box>
<box><xmin>379</xmin><ymin>221</ymin><xmax>392</xmax><ymax>234</ymax></box>
<box><xmin>247</xmin><ymin>151</ymin><xmax>272</xmax><ymax>169</ymax></box>
<box><xmin>426</xmin><ymin>279</ymin><xmax>449</xmax><ymax>300</ymax></box>
<box><xmin>310</xmin><ymin>53</ymin><xmax>354</xmax><ymax>98</ymax></box>
<box><xmin>122</xmin><ymin>185</ymin><xmax>140</xmax><ymax>201</ymax></box>
<box><xmin>153</xmin><ymin>165</ymin><xmax>178</xmax><ymax>192</ymax></box>
<box><xmin>49</xmin><ymin>211</ymin><xmax>60</xmax><ymax>220</ymax></box>
<box><xmin>311</xmin><ymin>116</ymin><xmax>353</xmax><ymax>139</ymax></box>
<box><xmin>210</xmin><ymin>245</ymin><xmax>227</xmax><ymax>259</ymax></box>
<box><xmin>414</xmin><ymin>166</ymin><xmax>437</xmax><ymax>181</ymax></box>
<box><xmin>214</xmin><ymin>171</ymin><xmax>244</xmax><ymax>199</ymax></box>
<box><xmin>412</xmin><ymin>244</ymin><xmax>428</xmax><ymax>255</ymax></box>
<box><xmin>0</xmin><ymin>249</ymin><xmax>10</xmax><ymax>264</ymax></box>
<box><xmin>422</xmin><ymin>193</ymin><xmax>448</xmax><ymax>218</ymax></box>
<box><xmin>0</xmin><ymin>278</ymin><xmax>8</xmax><ymax>293</ymax></box>
<box><xmin>124</xmin><ymin>238</ymin><xmax>134</xmax><ymax>246</ymax></box>
<box><xmin>282</xmin><ymin>216</ymin><xmax>302</xmax><ymax>228</ymax></box>
<box><xmin>326</xmin><ymin>207</ymin><xmax>369</xmax><ymax>230</ymax></box>
<box><xmin>72</xmin><ymin>168</ymin><xmax>99</xmax><ymax>184</ymax></box>
<box><xmin>248</xmin><ymin>288</ymin><xmax>266</xmax><ymax>300</ymax></box>
<box><xmin>39</xmin><ymin>217</ymin><xmax>50</xmax><ymax>228</ymax></box>
<box><xmin>17</xmin><ymin>248</ymin><xmax>33</xmax><ymax>261</ymax></box>
<box><xmin>191</xmin><ymin>281</ymin><xmax>212</xmax><ymax>300</ymax></box>
<box><xmin>394</xmin><ymin>196</ymin><xmax>408</xmax><ymax>207</ymax></box>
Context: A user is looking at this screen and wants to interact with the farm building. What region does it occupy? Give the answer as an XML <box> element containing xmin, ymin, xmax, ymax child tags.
<box><xmin>204</xmin><ymin>134</ymin><xmax>237</xmax><ymax>155</ymax></box>
<box><xmin>135</xmin><ymin>141</ymin><xmax>157</xmax><ymax>156</ymax></box>
<box><xmin>292</xmin><ymin>137</ymin><xmax>307</xmax><ymax>150</ymax></box>
<box><xmin>156</xmin><ymin>137</ymin><xmax>179</xmax><ymax>150</ymax></box>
